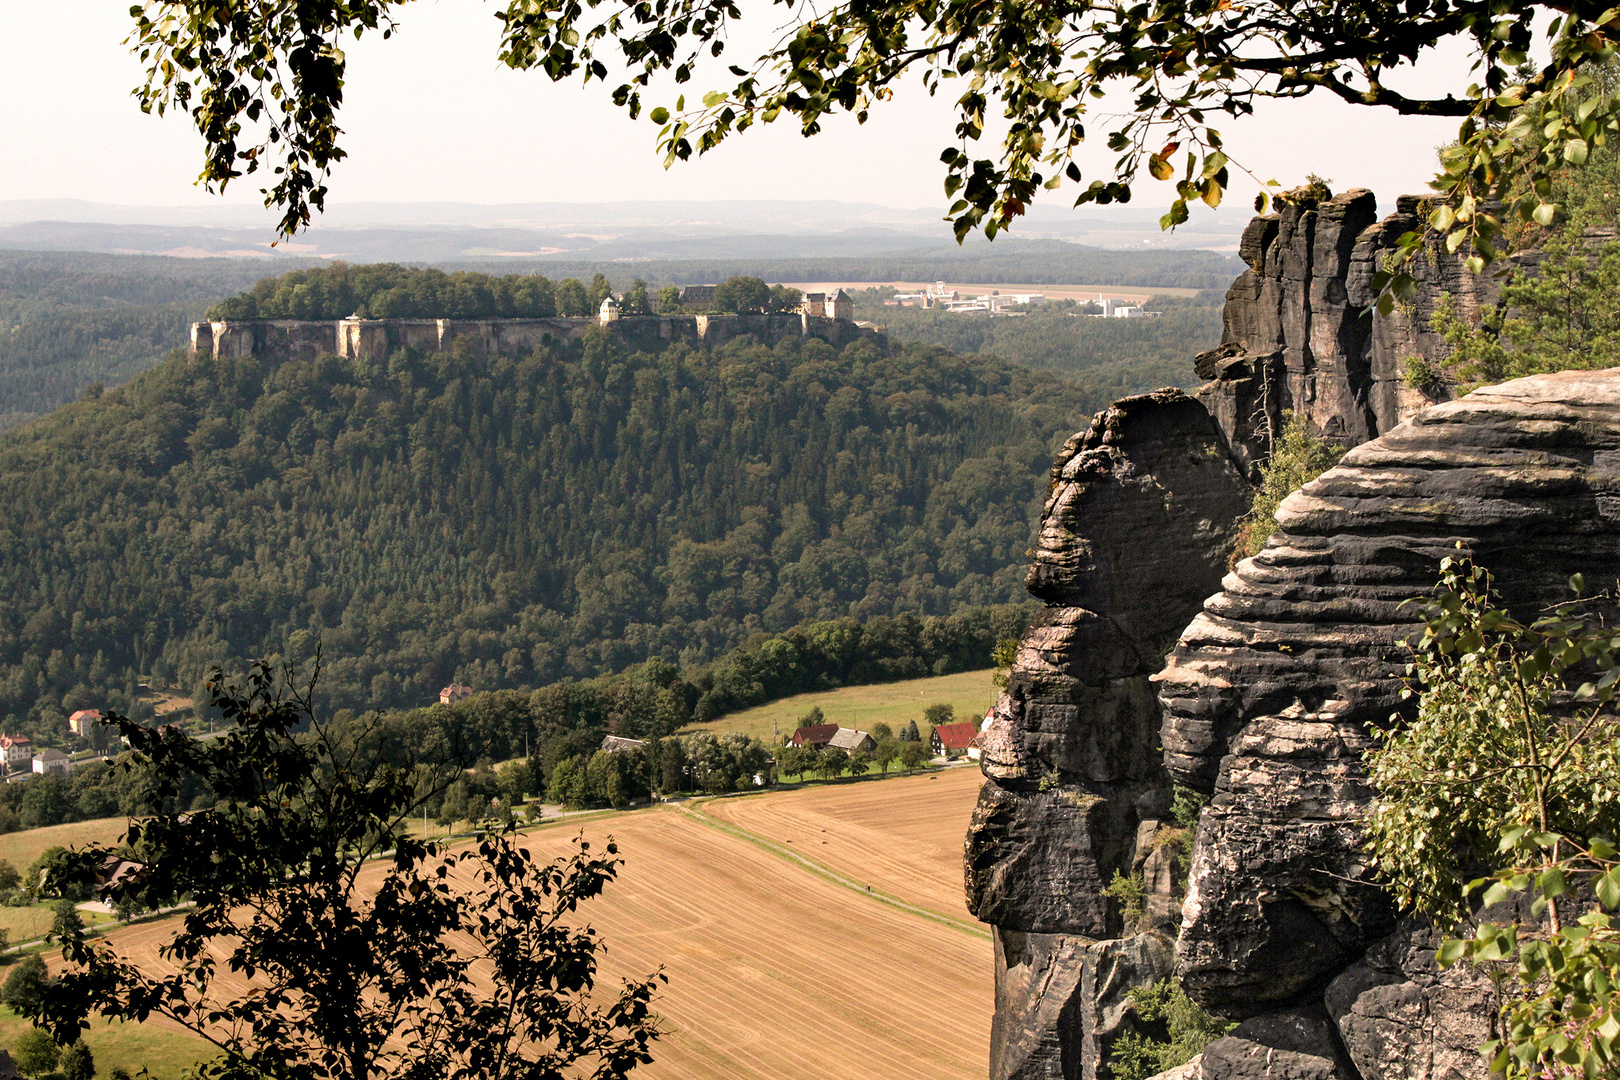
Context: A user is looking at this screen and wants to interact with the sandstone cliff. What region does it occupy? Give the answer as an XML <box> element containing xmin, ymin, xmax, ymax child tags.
<box><xmin>967</xmin><ymin>388</ymin><xmax>1252</xmax><ymax>1079</ymax></box>
<box><xmin>1195</xmin><ymin>190</ymin><xmax>1495</xmax><ymax>477</ymax></box>
<box><xmin>970</xmin><ymin>185</ymin><xmax>1620</xmax><ymax>1080</ymax></box>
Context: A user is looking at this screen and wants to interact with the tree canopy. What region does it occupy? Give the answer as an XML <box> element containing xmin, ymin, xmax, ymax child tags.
<box><xmin>129</xmin><ymin>2</ymin><xmax>1619</xmax><ymax>264</ymax></box>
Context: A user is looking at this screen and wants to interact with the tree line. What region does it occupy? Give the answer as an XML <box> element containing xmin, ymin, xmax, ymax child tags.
<box><xmin>206</xmin><ymin>264</ymin><xmax>810</xmax><ymax>321</ymax></box>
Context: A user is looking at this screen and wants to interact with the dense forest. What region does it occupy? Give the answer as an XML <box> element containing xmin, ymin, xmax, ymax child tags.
<box><xmin>0</xmin><ymin>327</ymin><xmax>1092</xmax><ymax>736</ymax></box>
<box><xmin>854</xmin><ymin>290</ymin><xmax>1223</xmax><ymax>411</ymax></box>
<box><xmin>0</xmin><ymin>252</ymin><xmax>304</xmax><ymax>431</ymax></box>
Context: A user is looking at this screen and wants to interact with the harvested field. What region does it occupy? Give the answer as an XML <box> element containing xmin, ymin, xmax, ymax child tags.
<box><xmin>94</xmin><ymin>795</ymin><xmax>992</xmax><ymax>1080</ymax></box>
<box><xmin>702</xmin><ymin>764</ymin><xmax>983</xmax><ymax>922</ymax></box>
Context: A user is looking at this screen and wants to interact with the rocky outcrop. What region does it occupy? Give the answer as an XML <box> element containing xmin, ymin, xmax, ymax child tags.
<box><xmin>971</xmin><ymin>180</ymin><xmax>1620</xmax><ymax>1080</ymax></box>
<box><xmin>1324</xmin><ymin>920</ymin><xmax>1498</xmax><ymax>1080</ymax></box>
<box><xmin>1196</xmin><ymin>191</ymin><xmax>1499</xmax><ymax>477</ymax></box>
<box><xmin>1157</xmin><ymin>369</ymin><xmax>1620</xmax><ymax>1034</ymax></box>
<box><xmin>991</xmin><ymin>930</ymin><xmax>1178</xmax><ymax>1080</ymax></box>
<box><xmin>967</xmin><ymin>388</ymin><xmax>1251</xmax><ymax>1078</ymax></box>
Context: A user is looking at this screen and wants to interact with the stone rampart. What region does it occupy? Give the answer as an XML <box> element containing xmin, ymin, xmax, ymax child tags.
<box><xmin>190</xmin><ymin>312</ymin><xmax>873</xmax><ymax>362</ymax></box>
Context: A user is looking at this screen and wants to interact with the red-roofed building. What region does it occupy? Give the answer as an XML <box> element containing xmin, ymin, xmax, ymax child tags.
<box><xmin>69</xmin><ymin>709</ymin><xmax>102</xmax><ymax>737</ymax></box>
<box><xmin>930</xmin><ymin>722</ymin><xmax>979</xmax><ymax>756</ymax></box>
<box><xmin>0</xmin><ymin>734</ymin><xmax>30</xmax><ymax>773</ymax></box>
<box><xmin>789</xmin><ymin>723</ymin><xmax>839</xmax><ymax>750</ymax></box>
<box><xmin>439</xmin><ymin>684</ymin><xmax>474</xmax><ymax>706</ymax></box>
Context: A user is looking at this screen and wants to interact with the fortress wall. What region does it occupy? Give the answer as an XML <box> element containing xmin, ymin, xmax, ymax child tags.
<box><xmin>194</xmin><ymin>312</ymin><xmax>878</xmax><ymax>363</ymax></box>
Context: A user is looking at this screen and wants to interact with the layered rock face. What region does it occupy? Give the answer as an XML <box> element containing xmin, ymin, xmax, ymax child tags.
<box><xmin>967</xmin><ymin>389</ymin><xmax>1251</xmax><ymax>1079</ymax></box>
<box><xmin>1157</xmin><ymin>369</ymin><xmax>1620</xmax><ymax>1075</ymax></box>
<box><xmin>1196</xmin><ymin>191</ymin><xmax>1496</xmax><ymax>476</ymax></box>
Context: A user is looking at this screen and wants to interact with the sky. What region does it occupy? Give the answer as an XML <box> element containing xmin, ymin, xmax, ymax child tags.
<box><xmin>0</xmin><ymin>1</ymin><xmax>1476</xmax><ymax>228</ymax></box>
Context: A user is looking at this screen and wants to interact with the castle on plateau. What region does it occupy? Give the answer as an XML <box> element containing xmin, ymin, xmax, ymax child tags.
<box><xmin>191</xmin><ymin>293</ymin><xmax>870</xmax><ymax>363</ymax></box>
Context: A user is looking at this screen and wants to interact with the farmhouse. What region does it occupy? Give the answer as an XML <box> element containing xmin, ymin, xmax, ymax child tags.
<box><xmin>930</xmin><ymin>722</ymin><xmax>978</xmax><ymax>756</ymax></box>
<box><xmin>827</xmin><ymin>728</ymin><xmax>875</xmax><ymax>754</ymax></box>
<box><xmin>600</xmin><ymin>735</ymin><xmax>646</xmax><ymax>754</ymax></box>
<box><xmin>439</xmin><ymin>684</ymin><xmax>473</xmax><ymax>706</ymax></box>
<box><xmin>789</xmin><ymin>723</ymin><xmax>839</xmax><ymax>749</ymax></box>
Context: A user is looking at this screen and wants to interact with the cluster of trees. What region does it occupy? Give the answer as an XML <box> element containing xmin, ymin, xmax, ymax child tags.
<box><xmin>675</xmin><ymin>277</ymin><xmax>802</xmax><ymax>315</ymax></box>
<box><xmin>206</xmin><ymin>265</ymin><xmax>820</xmax><ymax>322</ymax></box>
<box><xmin>0</xmin><ymin>303</ymin><xmax>210</xmax><ymax>431</ymax></box>
<box><xmin>856</xmin><ymin>290</ymin><xmax>1223</xmax><ymax>413</ymax></box>
<box><xmin>0</xmin><ymin>760</ymin><xmax>170</xmax><ymax>833</ymax></box>
<box><xmin>207</xmin><ymin>263</ymin><xmax>628</xmax><ymax>320</ymax></box>
<box><xmin>0</xmin><ymin>322</ymin><xmax>1078</xmax><ymax>736</ymax></box>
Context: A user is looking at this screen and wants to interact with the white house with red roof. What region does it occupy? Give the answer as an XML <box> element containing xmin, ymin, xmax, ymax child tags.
<box><xmin>930</xmin><ymin>721</ymin><xmax>979</xmax><ymax>757</ymax></box>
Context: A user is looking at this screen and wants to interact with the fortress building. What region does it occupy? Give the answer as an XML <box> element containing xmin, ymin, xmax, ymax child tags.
<box><xmin>191</xmin><ymin>307</ymin><xmax>873</xmax><ymax>363</ymax></box>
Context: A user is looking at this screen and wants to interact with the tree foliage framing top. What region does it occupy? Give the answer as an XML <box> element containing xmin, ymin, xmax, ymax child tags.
<box><xmin>130</xmin><ymin>1</ymin><xmax>1619</xmax><ymax>266</ymax></box>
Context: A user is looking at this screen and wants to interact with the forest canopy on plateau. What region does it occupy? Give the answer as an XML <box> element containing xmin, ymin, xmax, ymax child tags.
<box><xmin>0</xmin><ymin>326</ymin><xmax>1093</xmax><ymax>735</ymax></box>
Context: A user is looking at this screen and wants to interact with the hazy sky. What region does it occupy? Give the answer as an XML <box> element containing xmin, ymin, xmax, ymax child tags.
<box><xmin>2</xmin><ymin>1</ymin><xmax>1474</xmax><ymax>225</ymax></box>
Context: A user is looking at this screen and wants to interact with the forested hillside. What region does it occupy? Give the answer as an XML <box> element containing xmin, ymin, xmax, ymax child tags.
<box><xmin>855</xmin><ymin>291</ymin><xmax>1223</xmax><ymax>410</ymax></box>
<box><xmin>0</xmin><ymin>328</ymin><xmax>1093</xmax><ymax>734</ymax></box>
<box><xmin>0</xmin><ymin>252</ymin><xmax>306</xmax><ymax>430</ymax></box>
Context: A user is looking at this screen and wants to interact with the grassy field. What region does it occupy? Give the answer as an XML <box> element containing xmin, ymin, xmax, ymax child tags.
<box><xmin>85</xmin><ymin>772</ymin><xmax>991</xmax><ymax>1080</ymax></box>
<box><xmin>689</xmin><ymin>668</ymin><xmax>998</xmax><ymax>745</ymax></box>
<box><xmin>0</xmin><ymin>1005</ymin><xmax>210</xmax><ymax>1079</ymax></box>
<box><xmin>0</xmin><ymin>817</ymin><xmax>126</xmax><ymax>873</ymax></box>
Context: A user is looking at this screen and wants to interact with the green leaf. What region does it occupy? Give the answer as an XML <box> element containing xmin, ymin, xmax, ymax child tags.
<box><xmin>1533</xmin><ymin>202</ymin><xmax>1557</xmax><ymax>226</ymax></box>
<box><xmin>1436</xmin><ymin>938</ymin><xmax>1467</xmax><ymax>966</ymax></box>
<box><xmin>649</xmin><ymin>107</ymin><xmax>669</xmax><ymax>124</ymax></box>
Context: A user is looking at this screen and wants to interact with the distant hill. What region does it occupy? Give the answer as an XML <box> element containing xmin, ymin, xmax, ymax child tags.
<box><xmin>0</xmin><ymin>251</ymin><xmax>322</xmax><ymax>430</ymax></box>
<box><xmin>853</xmin><ymin>290</ymin><xmax>1225</xmax><ymax>412</ymax></box>
<box><xmin>0</xmin><ymin>328</ymin><xmax>1096</xmax><ymax>733</ymax></box>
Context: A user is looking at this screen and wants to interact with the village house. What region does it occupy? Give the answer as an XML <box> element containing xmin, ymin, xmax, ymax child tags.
<box><xmin>930</xmin><ymin>722</ymin><xmax>979</xmax><ymax>757</ymax></box>
<box><xmin>31</xmin><ymin>747</ymin><xmax>72</xmax><ymax>776</ymax></box>
<box><xmin>599</xmin><ymin>735</ymin><xmax>646</xmax><ymax>754</ymax></box>
<box><xmin>439</xmin><ymin>684</ymin><xmax>473</xmax><ymax>706</ymax></box>
<box><xmin>827</xmin><ymin>727</ymin><xmax>875</xmax><ymax>754</ymax></box>
<box><xmin>788</xmin><ymin>723</ymin><xmax>839</xmax><ymax>750</ymax></box>
<box><xmin>68</xmin><ymin>708</ymin><xmax>102</xmax><ymax>737</ymax></box>
<box><xmin>0</xmin><ymin>734</ymin><xmax>31</xmax><ymax>774</ymax></box>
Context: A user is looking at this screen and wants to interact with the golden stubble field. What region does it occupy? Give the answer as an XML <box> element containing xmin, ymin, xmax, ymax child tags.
<box><xmin>703</xmin><ymin>764</ymin><xmax>983</xmax><ymax>922</ymax></box>
<box><xmin>89</xmin><ymin>767</ymin><xmax>992</xmax><ymax>1080</ymax></box>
